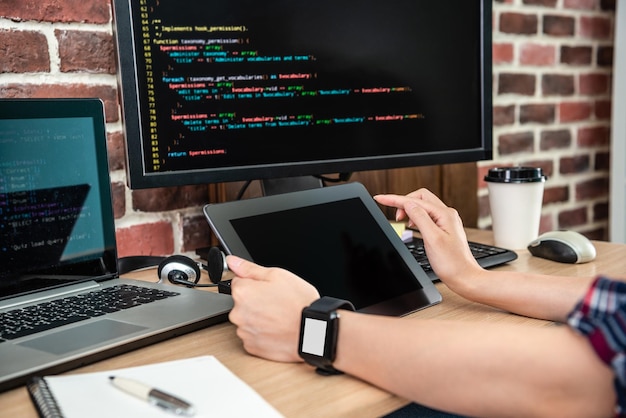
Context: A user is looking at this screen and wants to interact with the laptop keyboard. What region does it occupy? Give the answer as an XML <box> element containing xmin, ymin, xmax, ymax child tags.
<box><xmin>0</xmin><ymin>284</ymin><xmax>179</xmax><ymax>341</ymax></box>
<box><xmin>405</xmin><ymin>237</ymin><xmax>518</xmax><ymax>279</ymax></box>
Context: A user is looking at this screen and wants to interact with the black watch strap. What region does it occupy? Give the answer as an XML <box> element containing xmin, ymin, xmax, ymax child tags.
<box><xmin>307</xmin><ymin>296</ymin><xmax>355</xmax><ymax>315</ymax></box>
<box><xmin>301</xmin><ymin>296</ymin><xmax>355</xmax><ymax>375</ymax></box>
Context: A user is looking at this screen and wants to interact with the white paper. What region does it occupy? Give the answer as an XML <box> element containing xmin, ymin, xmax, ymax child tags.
<box><xmin>45</xmin><ymin>356</ymin><xmax>283</xmax><ymax>418</ymax></box>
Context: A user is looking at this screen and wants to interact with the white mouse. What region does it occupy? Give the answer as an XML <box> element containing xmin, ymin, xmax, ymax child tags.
<box><xmin>527</xmin><ymin>230</ymin><xmax>596</xmax><ymax>264</ymax></box>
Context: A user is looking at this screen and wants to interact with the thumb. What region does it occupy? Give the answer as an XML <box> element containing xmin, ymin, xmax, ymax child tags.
<box><xmin>226</xmin><ymin>255</ymin><xmax>269</xmax><ymax>281</ymax></box>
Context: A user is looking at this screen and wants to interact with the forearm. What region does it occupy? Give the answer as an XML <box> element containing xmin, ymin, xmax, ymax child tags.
<box><xmin>334</xmin><ymin>311</ymin><xmax>615</xmax><ymax>418</ymax></box>
<box><xmin>451</xmin><ymin>269</ymin><xmax>595</xmax><ymax>323</ymax></box>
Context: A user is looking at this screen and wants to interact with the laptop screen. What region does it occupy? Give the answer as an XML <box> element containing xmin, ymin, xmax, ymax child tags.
<box><xmin>0</xmin><ymin>99</ymin><xmax>118</xmax><ymax>299</ymax></box>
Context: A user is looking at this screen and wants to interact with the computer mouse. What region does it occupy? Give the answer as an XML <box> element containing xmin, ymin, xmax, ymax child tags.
<box><xmin>527</xmin><ymin>230</ymin><xmax>596</xmax><ymax>264</ymax></box>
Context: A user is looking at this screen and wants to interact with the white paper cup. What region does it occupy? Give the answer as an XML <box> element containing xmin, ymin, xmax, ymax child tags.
<box><xmin>484</xmin><ymin>167</ymin><xmax>546</xmax><ymax>249</ymax></box>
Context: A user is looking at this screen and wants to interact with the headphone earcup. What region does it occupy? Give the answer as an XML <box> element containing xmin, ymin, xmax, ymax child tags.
<box><xmin>157</xmin><ymin>255</ymin><xmax>201</xmax><ymax>287</ymax></box>
<box><xmin>207</xmin><ymin>247</ymin><xmax>227</xmax><ymax>283</ymax></box>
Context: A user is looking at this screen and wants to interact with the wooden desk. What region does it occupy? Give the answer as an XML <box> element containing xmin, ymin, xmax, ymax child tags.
<box><xmin>2</xmin><ymin>229</ymin><xmax>625</xmax><ymax>417</ymax></box>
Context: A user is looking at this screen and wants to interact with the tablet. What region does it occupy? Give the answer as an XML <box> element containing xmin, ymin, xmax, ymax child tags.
<box><xmin>203</xmin><ymin>182</ymin><xmax>441</xmax><ymax>316</ymax></box>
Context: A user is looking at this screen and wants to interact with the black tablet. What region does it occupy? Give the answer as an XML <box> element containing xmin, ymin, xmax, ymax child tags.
<box><xmin>203</xmin><ymin>182</ymin><xmax>441</xmax><ymax>316</ymax></box>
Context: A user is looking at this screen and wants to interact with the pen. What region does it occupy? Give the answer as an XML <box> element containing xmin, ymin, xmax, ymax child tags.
<box><xmin>109</xmin><ymin>375</ymin><xmax>196</xmax><ymax>416</ymax></box>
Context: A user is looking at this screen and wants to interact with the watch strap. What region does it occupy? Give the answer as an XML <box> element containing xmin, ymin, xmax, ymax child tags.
<box><xmin>307</xmin><ymin>296</ymin><xmax>355</xmax><ymax>314</ymax></box>
<box><xmin>300</xmin><ymin>296</ymin><xmax>355</xmax><ymax>375</ymax></box>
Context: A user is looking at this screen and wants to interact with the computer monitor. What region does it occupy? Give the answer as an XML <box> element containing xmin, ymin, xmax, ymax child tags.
<box><xmin>112</xmin><ymin>0</ymin><xmax>492</xmax><ymax>192</ymax></box>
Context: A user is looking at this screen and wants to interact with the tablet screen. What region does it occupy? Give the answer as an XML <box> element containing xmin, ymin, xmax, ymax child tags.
<box><xmin>231</xmin><ymin>198</ymin><xmax>422</xmax><ymax>310</ymax></box>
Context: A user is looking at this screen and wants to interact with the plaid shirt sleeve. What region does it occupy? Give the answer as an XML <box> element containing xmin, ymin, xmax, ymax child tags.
<box><xmin>567</xmin><ymin>276</ymin><xmax>626</xmax><ymax>417</ymax></box>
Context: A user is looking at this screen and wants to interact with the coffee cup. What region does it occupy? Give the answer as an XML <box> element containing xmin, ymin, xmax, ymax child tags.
<box><xmin>484</xmin><ymin>167</ymin><xmax>547</xmax><ymax>249</ymax></box>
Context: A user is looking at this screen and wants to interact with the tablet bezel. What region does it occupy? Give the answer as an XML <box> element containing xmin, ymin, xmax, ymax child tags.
<box><xmin>203</xmin><ymin>182</ymin><xmax>441</xmax><ymax>316</ymax></box>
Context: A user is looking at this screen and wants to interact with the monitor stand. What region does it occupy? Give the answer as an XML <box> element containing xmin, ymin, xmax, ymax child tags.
<box><xmin>260</xmin><ymin>175</ymin><xmax>323</xmax><ymax>196</ymax></box>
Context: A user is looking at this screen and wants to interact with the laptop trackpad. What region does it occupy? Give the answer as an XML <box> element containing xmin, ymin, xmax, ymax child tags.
<box><xmin>18</xmin><ymin>320</ymin><xmax>147</xmax><ymax>355</ymax></box>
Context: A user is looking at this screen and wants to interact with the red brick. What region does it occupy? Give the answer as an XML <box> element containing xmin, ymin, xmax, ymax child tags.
<box><xmin>111</xmin><ymin>181</ymin><xmax>126</xmax><ymax>219</ymax></box>
<box><xmin>542</xmin><ymin>74</ymin><xmax>575</xmax><ymax>96</ymax></box>
<box><xmin>559</xmin><ymin>102</ymin><xmax>593</xmax><ymax>122</ymax></box>
<box><xmin>132</xmin><ymin>185</ymin><xmax>209</xmax><ymax>212</ymax></box>
<box><xmin>182</xmin><ymin>214</ymin><xmax>213</xmax><ymax>252</ymax></box>
<box><xmin>520</xmin><ymin>104</ymin><xmax>556</xmax><ymax>124</ymax></box>
<box><xmin>107</xmin><ymin>131</ymin><xmax>126</xmax><ymax>172</ymax></box>
<box><xmin>493</xmin><ymin>43</ymin><xmax>514</xmax><ymax>65</ymax></box>
<box><xmin>600</xmin><ymin>0</ymin><xmax>616</xmax><ymax>11</ymax></box>
<box><xmin>560</xmin><ymin>155</ymin><xmax>590</xmax><ymax>174</ymax></box>
<box><xmin>597</xmin><ymin>46</ymin><xmax>614</xmax><ymax>66</ymax></box>
<box><xmin>498</xmin><ymin>73</ymin><xmax>536</xmax><ymax>95</ymax></box>
<box><xmin>520</xmin><ymin>43</ymin><xmax>556</xmax><ymax>66</ymax></box>
<box><xmin>499</xmin><ymin>12</ymin><xmax>539</xmax><ymax>35</ymax></box>
<box><xmin>576</xmin><ymin>177</ymin><xmax>609</xmax><ymax>199</ymax></box>
<box><xmin>0</xmin><ymin>30</ymin><xmax>50</xmax><ymax>73</ymax></box>
<box><xmin>594</xmin><ymin>202</ymin><xmax>609</xmax><ymax>222</ymax></box>
<box><xmin>56</xmin><ymin>30</ymin><xmax>116</xmax><ymax>74</ymax></box>
<box><xmin>584</xmin><ymin>227</ymin><xmax>608</xmax><ymax>241</ymax></box>
<box><xmin>580</xmin><ymin>16</ymin><xmax>612</xmax><ymax>39</ymax></box>
<box><xmin>116</xmin><ymin>221</ymin><xmax>175</xmax><ymax>257</ymax></box>
<box><xmin>595</xmin><ymin>151</ymin><xmax>610</xmax><ymax>171</ymax></box>
<box><xmin>558</xmin><ymin>207</ymin><xmax>588</xmax><ymax>228</ymax></box>
<box><xmin>498</xmin><ymin>131</ymin><xmax>535</xmax><ymax>155</ymax></box>
<box><xmin>0</xmin><ymin>83</ymin><xmax>119</xmax><ymax>122</ymax></box>
<box><xmin>493</xmin><ymin>105</ymin><xmax>516</xmax><ymax>126</ymax></box>
<box><xmin>577</xmin><ymin>125</ymin><xmax>610</xmax><ymax>146</ymax></box>
<box><xmin>564</xmin><ymin>0</ymin><xmax>599</xmax><ymax>9</ymax></box>
<box><xmin>540</xmin><ymin>129</ymin><xmax>572</xmax><ymax>150</ymax></box>
<box><xmin>561</xmin><ymin>46</ymin><xmax>593</xmax><ymax>65</ymax></box>
<box><xmin>594</xmin><ymin>99</ymin><xmax>612</xmax><ymax>119</ymax></box>
<box><xmin>524</xmin><ymin>0</ymin><xmax>558</xmax><ymax>6</ymax></box>
<box><xmin>543</xmin><ymin>15</ymin><xmax>576</xmax><ymax>36</ymax></box>
<box><xmin>0</xmin><ymin>0</ymin><xmax>109</xmax><ymax>24</ymax></box>
<box><xmin>579</xmin><ymin>73</ymin><xmax>609</xmax><ymax>95</ymax></box>
<box><xmin>543</xmin><ymin>185</ymin><xmax>569</xmax><ymax>204</ymax></box>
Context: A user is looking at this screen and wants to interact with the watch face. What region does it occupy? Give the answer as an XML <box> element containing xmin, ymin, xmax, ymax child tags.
<box><xmin>298</xmin><ymin>310</ymin><xmax>339</xmax><ymax>365</ymax></box>
<box><xmin>301</xmin><ymin>317</ymin><xmax>327</xmax><ymax>356</ymax></box>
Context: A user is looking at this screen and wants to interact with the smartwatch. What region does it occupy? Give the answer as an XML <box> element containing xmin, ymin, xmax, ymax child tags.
<box><xmin>298</xmin><ymin>296</ymin><xmax>355</xmax><ymax>375</ymax></box>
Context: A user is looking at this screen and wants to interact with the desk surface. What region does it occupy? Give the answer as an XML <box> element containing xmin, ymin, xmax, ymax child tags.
<box><xmin>2</xmin><ymin>229</ymin><xmax>625</xmax><ymax>418</ymax></box>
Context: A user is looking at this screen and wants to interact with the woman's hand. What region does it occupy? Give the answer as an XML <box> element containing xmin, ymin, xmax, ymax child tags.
<box><xmin>226</xmin><ymin>255</ymin><xmax>320</xmax><ymax>362</ymax></box>
<box><xmin>374</xmin><ymin>188</ymin><xmax>484</xmax><ymax>292</ymax></box>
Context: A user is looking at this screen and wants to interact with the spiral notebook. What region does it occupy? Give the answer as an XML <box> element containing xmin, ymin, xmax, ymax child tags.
<box><xmin>27</xmin><ymin>356</ymin><xmax>283</xmax><ymax>418</ymax></box>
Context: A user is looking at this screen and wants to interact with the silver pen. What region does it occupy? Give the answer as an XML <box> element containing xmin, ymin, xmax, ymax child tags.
<box><xmin>109</xmin><ymin>375</ymin><xmax>196</xmax><ymax>416</ymax></box>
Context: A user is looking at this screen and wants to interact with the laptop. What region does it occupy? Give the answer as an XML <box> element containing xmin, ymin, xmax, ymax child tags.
<box><xmin>0</xmin><ymin>98</ymin><xmax>233</xmax><ymax>392</ymax></box>
<box><xmin>203</xmin><ymin>182</ymin><xmax>442</xmax><ymax>317</ymax></box>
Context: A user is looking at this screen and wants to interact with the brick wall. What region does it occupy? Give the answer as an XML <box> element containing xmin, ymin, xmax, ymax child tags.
<box><xmin>0</xmin><ymin>0</ymin><xmax>616</xmax><ymax>257</ymax></box>
<box><xmin>484</xmin><ymin>0</ymin><xmax>615</xmax><ymax>240</ymax></box>
<box><xmin>0</xmin><ymin>0</ymin><xmax>214</xmax><ymax>257</ymax></box>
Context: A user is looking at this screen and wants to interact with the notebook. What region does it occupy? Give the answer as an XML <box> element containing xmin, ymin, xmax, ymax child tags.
<box><xmin>0</xmin><ymin>98</ymin><xmax>233</xmax><ymax>392</ymax></box>
<box><xmin>203</xmin><ymin>182</ymin><xmax>442</xmax><ymax>316</ymax></box>
<box><xmin>27</xmin><ymin>356</ymin><xmax>282</xmax><ymax>418</ymax></box>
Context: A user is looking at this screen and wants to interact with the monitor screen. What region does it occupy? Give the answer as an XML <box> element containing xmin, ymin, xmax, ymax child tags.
<box><xmin>113</xmin><ymin>0</ymin><xmax>492</xmax><ymax>189</ymax></box>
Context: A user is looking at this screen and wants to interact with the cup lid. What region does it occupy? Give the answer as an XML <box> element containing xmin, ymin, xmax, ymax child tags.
<box><xmin>484</xmin><ymin>166</ymin><xmax>546</xmax><ymax>183</ymax></box>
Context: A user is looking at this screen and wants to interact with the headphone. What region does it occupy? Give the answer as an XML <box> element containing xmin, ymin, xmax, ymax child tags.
<box><xmin>157</xmin><ymin>247</ymin><xmax>228</xmax><ymax>288</ymax></box>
